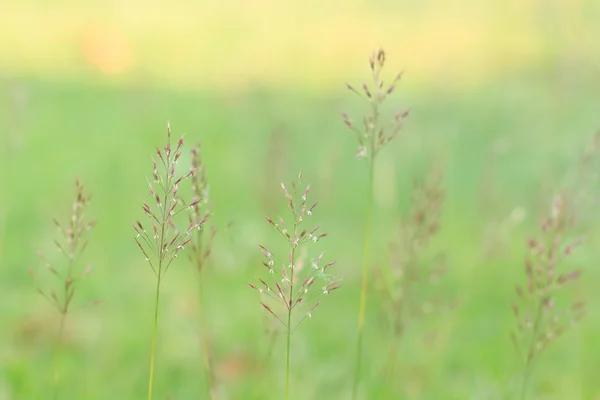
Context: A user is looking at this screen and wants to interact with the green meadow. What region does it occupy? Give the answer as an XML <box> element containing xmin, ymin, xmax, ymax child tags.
<box><xmin>1</xmin><ymin>2</ymin><xmax>600</xmax><ymax>399</ymax></box>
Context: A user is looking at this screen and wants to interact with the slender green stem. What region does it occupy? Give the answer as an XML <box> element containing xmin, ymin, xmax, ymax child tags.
<box><xmin>52</xmin><ymin>311</ymin><xmax>67</xmax><ymax>400</ymax></box>
<box><xmin>286</xmin><ymin>222</ymin><xmax>298</xmax><ymax>400</ymax></box>
<box><xmin>352</xmin><ymin>155</ymin><xmax>375</xmax><ymax>400</ymax></box>
<box><xmin>519</xmin><ymin>301</ymin><xmax>544</xmax><ymax>400</ymax></box>
<box><xmin>53</xmin><ymin>255</ymin><xmax>74</xmax><ymax>400</ymax></box>
<box><xmin>198</xmin><ymin>275</ymin><xmax>214</xmax><ymax>399</ymax></box>
<box><xmin>385</xmin><ymin>326</ymin><xmax>400</xmax><ymax>384</ymax></box>
<box><xmin>148</xmin><ymin>163</ymin><xmax>171</xmax><ymax>400</ymax></box>
<box><xmin>285</xmin><ymin>307</ymin><xmax>292</xmax><ymax>400</ymax></box>
<box><xmin>148</xmin><ymin>273</ymin><xmax>162</xmax><ymax>400</ymax></box>
<box><xmin>519</xmin><ymin>233</ymin><xmax>554</xmax><ymax>400</ymax></box>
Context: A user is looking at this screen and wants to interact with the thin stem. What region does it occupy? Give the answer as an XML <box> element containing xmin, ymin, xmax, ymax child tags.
<box><xmin>385</xmin><ymin>314</ymin><xmax>404</xmax><ymax>385</ymax></box>
<box><xmin>52</xmin><ymin>253</ymin><xmax>75</xmax><ymax>400</ymax></box>
<box><xmin>352</xmin><ymin>154</ymin><xmax>375</xmax><ymax>400</ymax></box>
<box><xmin>519</xmin><ymin>300</ymin><xmax>544</xmax><ymax>400</ymax></box>
<box><xmin>286</xmin><ymin>222</ymin><xmax>298</xmax><ymax>400</ymax></box>
<box><xmin>148</xmin><ymin>273</ymin><xmax>162</xmax><ymax>400</ymax></box>
<box><xmin>285</xmin><ymin>306</ymin><xmax>292</xmax><ymax>400</ymax></box>
<box><xmin>519</xmin><ymin>230</ymin><xmax>556</xmax><ymax>400</ymax></box>
<box><xmin>198</xmin><ymin>275</ymin><xmax>215</xmax><ymax>399</ymax></box>
<box><xmin>382</xmin><ymin>334</ymin><xmax>399</xmax><ymax>397</ymax></box>
<box><xmin>148</xmin><ymin>170</ymin><xmax>170</xmax><ymax>400</ymax></box>
<box><xmin>52</xmin><ymin>311</ymin><xmax>67</xmax><ymax>400</ymax></box>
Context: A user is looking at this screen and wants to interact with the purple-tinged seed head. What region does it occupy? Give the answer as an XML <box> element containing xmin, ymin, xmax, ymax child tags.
<box><xmin>362</xmin><ymin>83</ymin><xmax>372</xmax><ymax>98</ymax></box>
<box><xmin>188</xmin><ymin>198</ymin><xmax>201</xmax><ymax>209</ymax></box>
<box><xmin>167</xmin><ymin>203</ymin><xmax>176</xmax><ymax>216</ymax></box>
<box><xmin>199</xmin><ymin>214</ymin><xmax>209</xmax><ymax>225</ymax></box>
<box><xmin>323</xmin><ymin>261</ymin><xmax>336</xmax><ymax>271</ymax></box>
<box><xmin>275</xmin><ymin>282</ymin><xmax>285</xmax><ymax>300</ymax></box>
<box><xmin>345</xmin><ymin>83</ymin><xmax>358</xmax><ymax>95</ymax></box>
<box><xmin>557</xmin><ymin>269</ymin><xmax>581</xmax><ymax>284</ymax></box>
<box><xmin>563</xmin><ymin>245</ymin><xmax>573</xmax><ymax>255</ymax></box>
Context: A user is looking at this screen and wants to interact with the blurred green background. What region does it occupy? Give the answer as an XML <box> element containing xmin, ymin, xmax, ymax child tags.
<box><xmin>1</xmin><ymin>0</ymin><xmax>600</xmax><ymax>399</ymax></box>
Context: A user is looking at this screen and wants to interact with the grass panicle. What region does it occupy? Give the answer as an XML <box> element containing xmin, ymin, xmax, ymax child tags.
<box><xmin>511</xmin><ymin>132</ymin><xmax>600</xmax><ymax>399</ymax></box>
<box><xmin>131</xmin><ymin>123</ymin><xmax>207</xmax><ymax>400</ymax></box>
<box><xmin>28</xmin><ymin>180</ymin><xmax>96</xmax><ymax>399</ymax></box>
<box><xmin>341</xmin><ymin>49</ymin><xmax>409</xmax><ymax>162</ymax></box>
<box><xmin>247</xmin><ymin>172</ymin><xmax>340</xmax><ymax>400</ymax></box>
<box><xmin>342</xmin><ymin>48</ymin><xmax>410</xmax><ymax>399</ymax></box>
<box><xmin>376</xmin><ymin>165</ymin><xmax>447</xmax><ymax>384</ymax></box>
<box><xmin>511</xmin><ymin>194</ymin><xmax>586</xmax><ymax>399</ymax></box>
<box><xmin>186</xmin><ymin>142</ymin><xmax>218</xmax><ymax>399</ymax></box>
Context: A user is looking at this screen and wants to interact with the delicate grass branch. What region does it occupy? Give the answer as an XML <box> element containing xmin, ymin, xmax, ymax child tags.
<box><xmin>248</xmin><ymin>173</ymin><xmax>340</xmax><ymax>400</ymax></box>
<box><xmin>376</xmin><ymin>166</ymin><xmax>447</xmax><ymax>386</ymax></box>
<box><xmin>187</xmin><ymin>142</ymin><xmax>218</xmax><ymax>399</ymax></box>
<box><xmin>510</xmin><ymin>133</ymin><xmax>600</xmax><ymax>399</ymax></box>
<box><xmin>342</xmin><ymin>48</ymin><xmax>409</xmax><ymax>399</ymax></box>
<box><xmin>511</xmin><ymin>194</ymin><xmax>586</xmax><ymax>400</ymax></box>
<box><xmin>29</xmin><ymin>180</ymin><xmax>96</xmax><ymax>400</ymax></box>
<box><xmin>132</xmin><ymin>123</ymin><xmax>206</xmax><ymax>400</ymax></box>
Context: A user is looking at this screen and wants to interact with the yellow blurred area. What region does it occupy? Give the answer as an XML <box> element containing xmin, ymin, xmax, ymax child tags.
<box><xmin>0</xmin><ymin>0</ymin><xmax>598</xmax><ymax>90</ymax></box>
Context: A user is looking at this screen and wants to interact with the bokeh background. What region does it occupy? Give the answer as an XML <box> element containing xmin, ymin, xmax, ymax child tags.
<box><xmin>1</xmin><ymin>0</ymin><xmax>600</xmax><ymax>399</ymax></box>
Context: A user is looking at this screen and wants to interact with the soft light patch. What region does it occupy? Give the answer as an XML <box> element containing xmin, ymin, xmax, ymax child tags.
<box><xmin>80</xmin><ymin>24</ymin><xmax>133</xmax><ymax>75</ymax></box>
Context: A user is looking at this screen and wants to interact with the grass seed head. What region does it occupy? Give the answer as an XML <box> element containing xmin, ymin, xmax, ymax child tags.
<box><xmin>377</xmin><ymin>164</ymin><xmax>447</xmax><ymax>339</ymax></box>
<box><xmin>133</xmin><ymin>124</ymin><xmax>206</xmax><ymax>278</ymax></box>
<box><xmin>510</xmin><ymin>132</ymin><xmax>596</xmax><ymax>394</ymax></box>
<box><xmin>31</xmin><ymin>180</ymin><xmax>96</xmax><ymax>316</ymax></box>
<box><xmin>343</xmin><ymin>48</ymin><xmax>409</xmax><ymax>161</ymax></box>
<box><xmin>249</xmin><ymin>174</ymin><xmax>339</xmax><ymax>329</ymax></box>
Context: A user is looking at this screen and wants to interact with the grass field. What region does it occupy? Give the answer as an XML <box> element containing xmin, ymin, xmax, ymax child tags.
<box><xmin>1</xmin><ymin>2</ymin><xmax>600</xmax><ymax>400</ymax></box>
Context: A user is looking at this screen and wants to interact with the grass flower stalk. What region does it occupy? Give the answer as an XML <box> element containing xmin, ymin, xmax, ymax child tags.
<box><xmin>342</xmin><ymin>49</ymin><xmax>409</xmax><ymax>398</ymax></box>
<box><xmin>510</xmin><ymin>133</ymin><xmax>600</xmax><ymax>399</ymax></box>
<box><xmin>248</xmin><ymin>173</ymin><xmax>340</xmax><ymax>399</ymax></box>
<box><xmin>131</xmin><ymin>124</ymin><xmax>207</xmax><ymax>400</ymax></box>
<box><xmin>377</xmin><ymin>166</ymin><xmax>446</xmax><ymax>385</ymax></box>
<box><xmin>29</xmin><ymin>180</ymin><xmax>96</xmax><ymax>400</ymax></box>
<box><xmin>186</xmin><ymin>142</ymin><xmax>218</xmax><ymax>398</ymax></box>
<box><xmin>511</xmin><ymin>194</ymin><xmax>585</xmax><ymax>399</ymax></box>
